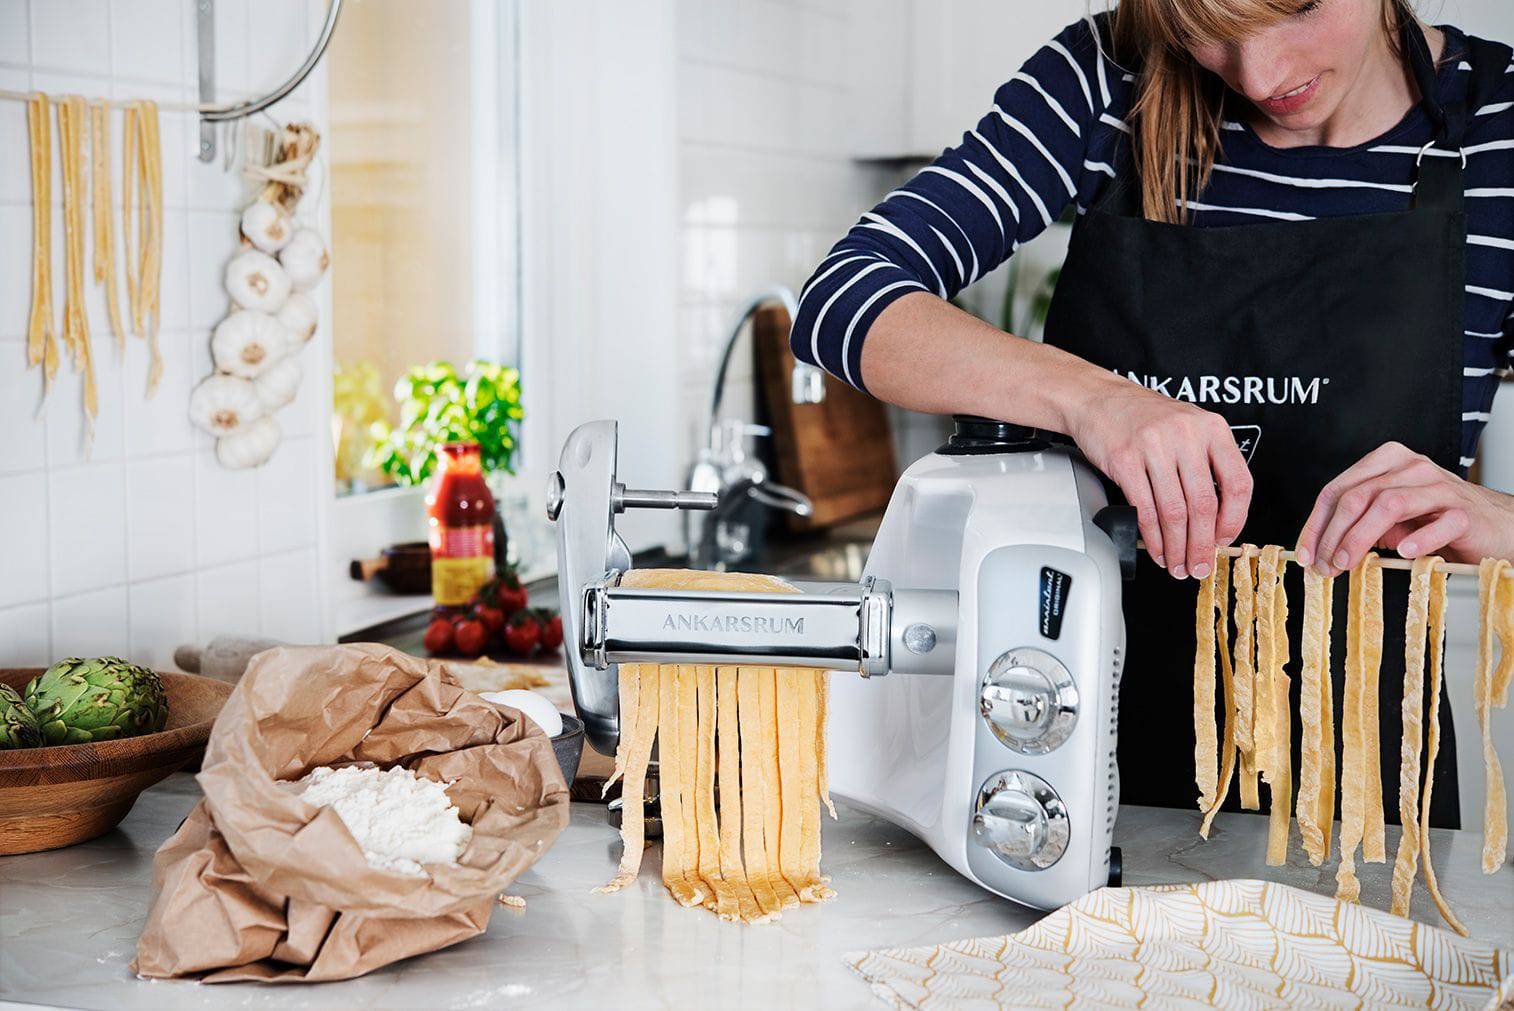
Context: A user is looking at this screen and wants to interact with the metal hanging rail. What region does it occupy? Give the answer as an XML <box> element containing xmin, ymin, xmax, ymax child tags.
<box><xmin>195</xmin><ymin>0</ymin><xmax>345</xmax><ymax>161</ymax></box>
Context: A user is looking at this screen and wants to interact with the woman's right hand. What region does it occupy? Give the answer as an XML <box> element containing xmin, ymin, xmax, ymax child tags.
<box><xmin>1066</xmin><ymin>376</ymin><xmax>1253</xmax><ymax>580</ymax></box>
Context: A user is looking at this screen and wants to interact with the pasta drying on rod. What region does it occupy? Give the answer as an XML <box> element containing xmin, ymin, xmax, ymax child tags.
<box><xmin>599</xmin><ymin>570</ymin><xmax>836</xmax><ymax>925</ymax></box>
<box><xmin>26</xmin><ymin>92</ymin><xmax>58</xmax><ymax>394</ymax></box>
<box><xmin>1191</xmin><ymin>543</ymin><xmax>1511</xmax><ymax>935</ymax></box>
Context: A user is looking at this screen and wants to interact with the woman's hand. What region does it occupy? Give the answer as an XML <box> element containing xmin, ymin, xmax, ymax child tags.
<box><xmin>1067</xmin><ymin>375</ymin><xmax>1253</xmax><ymax>580</ymax></box>
<box><xmin>1295</xmin><ymin>441</ymin><xmax>1514</xmax><ymax>575</ymax></box>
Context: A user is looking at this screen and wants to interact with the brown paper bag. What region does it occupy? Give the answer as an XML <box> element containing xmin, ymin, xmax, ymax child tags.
<box><xmin>133</xmin><ymin>643</ymin><xmax>570</xmax><ymax>982</ymax></box>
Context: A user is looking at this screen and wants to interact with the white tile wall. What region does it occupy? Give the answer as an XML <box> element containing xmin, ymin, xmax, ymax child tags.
<box><xmin>674</xmin><ymin>0</ymin><xmax>893</xmax><ymax>472</ymax></box>
<box><xmin>0</xmin><ymin>0</ymin><xmax>332</xmax><ymax>668</ymax></box>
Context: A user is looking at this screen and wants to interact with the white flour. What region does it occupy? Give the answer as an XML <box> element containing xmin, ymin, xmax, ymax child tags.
<box><xmin>296</xmin><ymin>765</ymin><xmax>472</xmax><ymax>876</ymax></box>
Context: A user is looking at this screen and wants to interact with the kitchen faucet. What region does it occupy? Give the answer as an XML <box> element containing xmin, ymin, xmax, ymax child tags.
<box><xmin>685</xmin><ymin>286</ymin><xmax>826</xmax><ymax>567</ymax></box>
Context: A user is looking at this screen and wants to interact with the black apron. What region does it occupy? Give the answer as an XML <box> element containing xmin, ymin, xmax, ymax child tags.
<box><xmin>1042</xmin><ymin>25</ymin><xmax>1512</xmax><ymax>828</ymax></box>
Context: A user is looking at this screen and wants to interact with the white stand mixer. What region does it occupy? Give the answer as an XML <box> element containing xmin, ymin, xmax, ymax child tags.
<box><xmin>548</xmin><ymin>416</ymin><xmax>1136</xmax><ymax>910</ymax></box>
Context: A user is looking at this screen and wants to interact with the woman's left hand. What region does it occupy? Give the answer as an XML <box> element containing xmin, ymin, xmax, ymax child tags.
<box><xmin>1295</xmin><ymin>441</ymin><xmax>1514</xmax><ymax>575</ymax></box>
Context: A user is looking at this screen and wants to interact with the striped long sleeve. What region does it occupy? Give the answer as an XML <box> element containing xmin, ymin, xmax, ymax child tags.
<box><xmin>791</xmin><ymin>18</ymin><xmax>1131</xmax><ymax>391</ymax></box>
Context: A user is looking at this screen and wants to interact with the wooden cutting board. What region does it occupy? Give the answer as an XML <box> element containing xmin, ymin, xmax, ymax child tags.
<box><xmin>753</xmin><ymin>305</ymin><xmax>896</xmax><ymax>530</ymax></box>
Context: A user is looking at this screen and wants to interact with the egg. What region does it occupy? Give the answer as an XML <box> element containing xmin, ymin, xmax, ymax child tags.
<box><xmin>479</xmin><ymin>689</ymin><xmax>563</xmax><ymax>738</ymax></box>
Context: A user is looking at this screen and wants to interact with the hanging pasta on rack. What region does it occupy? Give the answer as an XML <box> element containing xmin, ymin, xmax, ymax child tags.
<box><xmin>123</xmin><ymin>99</ymin><xmax>165</xmax><ymax>395</ymax></box>
<box><xmin>26</xmin><ymin>92</ymin><xmax>58</xmax><ymax>396</ymax></box>
<box><xmin>56</xmin><ymin>95</ymin><xmax>100</xmax><ymax>444</ymax></box>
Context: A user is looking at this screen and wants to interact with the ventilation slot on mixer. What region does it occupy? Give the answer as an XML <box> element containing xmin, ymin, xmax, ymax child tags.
<box><xmin>1105</xmin><ymin>646</ymin><xmax>1122</xmax><ymax>833</ymax></box>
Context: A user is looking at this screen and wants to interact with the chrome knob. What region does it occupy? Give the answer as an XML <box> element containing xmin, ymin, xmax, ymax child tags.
<box><xmin>971</xmin><ymin>770</ymin><xmax>1070</xmax><ymax>871</ymax></box>
<box><xmin>980</xmin><ymin>647</ymin><xmax>1078</xmax><ymax>754</ymax></box>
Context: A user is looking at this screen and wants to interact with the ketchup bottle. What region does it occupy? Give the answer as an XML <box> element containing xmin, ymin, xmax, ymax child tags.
<box><xmin>426</xmin><ymin>442</ymin><xmax>496</xmax><ymax>606</ymax></box>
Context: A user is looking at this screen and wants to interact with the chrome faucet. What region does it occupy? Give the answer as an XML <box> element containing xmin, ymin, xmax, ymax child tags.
<box><xmin>686</xmin><ymin>286</ymin><xmax>826</xmax><ymax>568</ymax></box>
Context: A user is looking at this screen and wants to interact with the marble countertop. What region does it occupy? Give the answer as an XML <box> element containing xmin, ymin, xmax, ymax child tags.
<box><xmin>1</xmin><ymin>773</ymin><xmax>1509</xmax><ymax>1011</ymax></box>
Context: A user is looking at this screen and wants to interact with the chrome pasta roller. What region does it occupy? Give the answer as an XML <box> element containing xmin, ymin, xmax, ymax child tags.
<box><xmin>548</xmin><ymin>417</ymin><xmax>1134</xmax><ymax>910</ymax></box>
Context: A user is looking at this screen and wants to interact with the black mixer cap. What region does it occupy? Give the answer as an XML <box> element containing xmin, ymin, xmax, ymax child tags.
<box><xmin>939</xmin><ymin>415</ymin><xmax>1052</xmax><ymax>455</ymax></box>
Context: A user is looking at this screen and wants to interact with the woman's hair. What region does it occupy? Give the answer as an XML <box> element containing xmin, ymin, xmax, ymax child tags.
<box><xmin>1111</xmin><ymin>0</ymin><xmax>1416</xmax><ymax>223</ymax></box>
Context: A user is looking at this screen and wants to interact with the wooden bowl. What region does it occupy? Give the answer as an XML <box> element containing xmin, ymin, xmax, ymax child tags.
<box><xmin>0</xmin><ymin>668</ymin><xmax>233</xmax><ymax>855</ymax></box>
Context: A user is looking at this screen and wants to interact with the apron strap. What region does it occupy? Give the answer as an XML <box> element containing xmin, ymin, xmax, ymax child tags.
<box><xmin>1411</xmin><ymin>31</ymin><xmax>1513</xmax><ymax>210</ymax></box>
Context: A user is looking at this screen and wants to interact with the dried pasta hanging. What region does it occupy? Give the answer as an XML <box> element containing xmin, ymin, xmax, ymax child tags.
<box><xmin>57</xmin><ymin>95</ymin><xmax>98</xmax><ymax>443</ymax></box>
<box><xmin>90</xmin><ymin>99</ymin><xmax>126</xmax><ymax>350</ymax></box>
<box><xmin>26</xmin><ymin>92</ymin><xmax>58</xmax><ymax>394</ymax></box>
<box><xmin>598</xmin><ymin>569</ymin><xmax>835</xmax><ymax>924</ymax></box>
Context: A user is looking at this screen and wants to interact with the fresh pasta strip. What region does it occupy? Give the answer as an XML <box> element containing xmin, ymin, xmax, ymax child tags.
<box><xmin>654</xmin><ymin>660</ymin><xmax>695</xmax><ymax>905</ymax></box>
<box><xmin>1297</xmin><ymin>567</ymin><xmax>1330</xmax><ymax>865</ymax></box>
<box><xmin>58</xmin><ymin>95</ymin><xmax>99</xmax><ymax>443</ymax></box>
<box><xmin>1254</xmin><ymin>546</ymin><xmax>1280</xmax><ymax>790</ymax></box>
<box><xmin>1361</xmin><ymin>555</ymin><xmax>1386</xmax><ymax>863</ymax></box>
<box><xmin>673</xmin><ymin>665</ymin><xmax>707</xmax><ymax>907</ymax></box>
<box><xmin>122</xmin><ymin>103</ymin><xmax>139</xmax><ymax>324</ymax></box>
<box><xmin>1336</xmin><ymin>557</ymin><xmax>1368</xmax><ymax>902</ymax></box>
<box><xmin>1232</xmin><ymin>547</ymin><xmax>1261</xmax><ymax>810</ymax></box>
<box><xmin>1193</xmin><ymin>561</ymin><xmax>1219</xmax><ymax>813</ymax></box>
<box><xmin>136</xmin><ymin>100</ymin><xmax>164</xmax><ymax>394</ymax></box>
<box><xmin>26</xmin><ymin>92</ymin><xmax>57</xmax><ymax>392</ymax></box>
<box><xmin>1477</xmin><ymin>558</ymin><xmax>1510</xmax><ymax>874</ymax></box>
<box><xmin>1201</xmin><ymin>555</ymin><xmax>1235</xmax><ymax>839</ymax></box>
<box><xmin>89</xmin><ymin>100</ymin><xmax>125</xmax><ymax>351</ymax></box>
<box><xmin>594</xmin><ymin>665</ymin><xmax>658</xmax><ymax>894</ymax></box>
<box><xmin>1390</xmin><ymin>557</ymin><xmax>1436</xmax><ymax>917</ymax></box>
<box><xmin>757</xmin><ymin>666</ymin><xmax>801</xmax><ymax>909</ymax></box>
<box><xmin>1317</xmin><ymin>572</ymin><xmax>1336</xmax><ymax>862</ymax></box>
<box><xmin>717</xmin><ymin>667</ymin><xmax>766</xmax><ymax>923</ymax></box>
<box><xmin>818</xmin><ymin>667</ymin><xmax>836</xmax><ymax>821</ymax></box>
<box><xmin>796</xmin><ymin>671</ymin><xmax>831</xmax><ymax>901</ymax></box>
<box><xmin>603</xmin><ymin>656</ymin><xmax>640</xmax><ymax>796</ymax></box>
<box><xmin>1419</xmin><ymin>568</ymin><xmax>1467</xmax><ymax>934</ymax></box>
<box><xmin>1264</xmin><ymin>548</ymin><xmax>1292</xmax><ymax>866</ymax></box>
<box><xmin>692</xmin><ymin>665</ymin><xmax>736</xmax><ymax>918</ymax></box>
<box><xmin>738</xmin><ymin>665</ymin><xmax>785</xmax><ymax>920</ymax></box>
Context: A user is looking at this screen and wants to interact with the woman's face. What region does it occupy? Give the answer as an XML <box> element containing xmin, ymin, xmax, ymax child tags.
<box><xmin>1185</xmin><ymin>0</ymin><xmax>1388</xmax><ymax>134</ymax></box>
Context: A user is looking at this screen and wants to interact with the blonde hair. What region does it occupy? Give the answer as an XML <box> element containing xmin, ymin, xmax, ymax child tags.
<box><xmin>1111</xmin><ymin>0</ymin><xmax>1416</xmax><ymax>223</ymax></box>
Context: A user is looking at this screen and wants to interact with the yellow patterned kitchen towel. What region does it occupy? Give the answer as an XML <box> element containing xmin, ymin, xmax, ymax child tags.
<box><xmin>847</xmin><ymin>880</ymin><xmax>1513</xmax><ymax>1010</ymax></box>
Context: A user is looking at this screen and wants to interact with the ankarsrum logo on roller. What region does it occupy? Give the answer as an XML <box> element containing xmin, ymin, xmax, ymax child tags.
<box><xmin>1114</xmin><ymin>370</ymin><xmax>1330</xmax><ymax>406</ymax></box>
<box><xmin>661</xmin><ymin>613</ymin><xmax>805</xmax><ymax>635</ymax></box>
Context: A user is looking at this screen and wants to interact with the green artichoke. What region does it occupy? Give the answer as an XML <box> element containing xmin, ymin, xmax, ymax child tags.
<box><xmin>23</xmin><ymin>657</ymin><xmax>169</xmax><ymax>745</ymax></box>
<box><xmin>0</xmin><ymin>684</ymin><xmax>42</xmax><ymax>749</ymax></box>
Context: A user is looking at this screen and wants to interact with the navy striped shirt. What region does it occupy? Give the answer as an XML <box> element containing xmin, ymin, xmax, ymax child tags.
<box><xmin>793</xmin><ymin>18</ymin><xmax>1514</xmax><ymax>472</ymax></box>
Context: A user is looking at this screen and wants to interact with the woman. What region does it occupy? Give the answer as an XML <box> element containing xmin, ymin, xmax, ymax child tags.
<box><xmin>793</xmin><ymin>0</ymin><xmax>1513</xmax><ymax>825</ymax></box>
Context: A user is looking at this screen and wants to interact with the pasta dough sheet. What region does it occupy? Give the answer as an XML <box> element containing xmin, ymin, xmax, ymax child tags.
<box><xmin>601</xmin><ymin>569</ymin><xmax>835</xmax><ymax>923</ymax></box>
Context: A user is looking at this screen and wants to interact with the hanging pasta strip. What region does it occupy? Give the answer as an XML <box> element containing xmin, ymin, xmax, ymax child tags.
<box><xmin>1477</xmin><ymin>558</ymin><xmax>1510</xmax><ymax>874</ymax></box>
<box><xmin>26</xmin><ymin>92</ymin><xmax>57</xmax><ymax>393</ymax></box>
<box><xmin>1316</xmin><ymin>570</ymin><xmax>1336</xmax><ymax>861</ymax></box>
<box><xmin>1193</xmin><ymin>559</ymin><xmax>1219</xmax><ymax>813</ymax></box>
<box><xmin>58</xmin><ymin>96</ymin><xmax>98</xmax><ymax>444</ymax></box>
<box><xmin>692</xmin><ymin>664</ymin><xmax>738</xmax><ymax>918</ymax></box>
<box><xmin>1297</xmin><ymin>567</ymin><xmax>1331</xmax><ymax>865</ymax></box>
<box><xmin>136</xmin><ymin>100</ymin><xmax>164</xmax><ymax>394</ymax></box>
<box><xmin>594</xmin><ymin>665</ymin><xmax>659</xmax><ymax>894</ymax></box>
<box><xmin>1254</xmin><ymin>547</ymin><xmax>1280</xmax><ymax>795</ymax></box>
<box><xmin>817</xmin><ymin>666</ymin><xmax>836</xmax><ymax>821</ymax></box>
<box><xmin>716</xmin><ymin>666</ymin><xmax>766</xmax><ymax>923</ymax></box>
<box><xmin>738</xmin><ymin>665</ymin><xmax>786</xmax><ymax>920</ymax></box>
<box><xmin>672</xmin><ymin>665</ymin><xmax>707</xmax><ymax>907</ymax></box>
<box><xmin>1360</xmin><ymin>555</ymin><xmax>1386</xmax><ymax>863</ymax></box>
<box><xmin>795</xmin><ymin>671</ymin><xmax>831</xmax><ymax>901</ymax></box>
<box><xmin>1419</xmin><ymin>568</ymin><xmax>1467</xmax><ymax>934</ymax></box>
<box><xmin>1336</xmin><ymin>557</ymin><xmax>1368</xmax><ymax>902</ymax></box>
<box><xmin>89</xmin><ymin>100</ymin><xmax>125</xmax><ymax>352</ymax></box>
<box><xmin>1265</xmin><ymin>548</ymin><xmax>1292</xmax><ymax>866</ymax></box>
<box><xmin>1232</xmin><ymin>546</ymin><xmax>1261</xmax><ymax>810</ymax></box>
<box><xmin>1390</xmin><ymin>556</ymin><xmax>1436</xmax><ymax>917</ymax></box>
<box><xmin>1200</xmin><ymin>555</ymin><xmax>1234</xmax><ymax>839</ymax></box>
<box><xmin>757</xmin><ymin>666</ymin><xmax>800</xmax><ymax>909</ymax></box>
<box><xmin>122</xmin><ymin>102</ymin><xmax>139</xmax><ymax>328</ymax></box>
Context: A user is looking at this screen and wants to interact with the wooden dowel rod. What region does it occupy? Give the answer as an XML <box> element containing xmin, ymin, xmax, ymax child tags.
<box><xmin>1134</xmin><ymin>541</ymin><xmax>1508</xmax><ymax>579</ymax></box>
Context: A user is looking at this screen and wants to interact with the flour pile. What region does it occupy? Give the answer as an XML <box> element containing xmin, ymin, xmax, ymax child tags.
<box><xmin>296</xmin><ymin>765</ymin><xmax>472</xmax><ymax>876</ymax></box>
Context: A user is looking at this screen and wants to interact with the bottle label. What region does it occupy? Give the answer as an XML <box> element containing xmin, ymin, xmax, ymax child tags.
<box><xmin>431</xmin><ymin>524</ymin><xmax>495</xmax><ymax>605</ymax></box>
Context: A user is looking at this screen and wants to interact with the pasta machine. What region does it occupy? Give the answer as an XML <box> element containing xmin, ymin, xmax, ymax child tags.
<box><xmin>548</xmin><ymin>417</ymin><xmax>1134</xmax><ymax>910</ymax></box>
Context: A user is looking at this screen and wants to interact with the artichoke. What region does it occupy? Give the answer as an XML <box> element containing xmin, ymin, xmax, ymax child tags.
<box><xmin>23</xmin><ymin>657</ymin><xmax>169</xmax><ymax>745</ymax></box>
<box><xmin>0</xmin><ymin>684</ymin><xmax>42</xmax><ymax>749</ymax></box>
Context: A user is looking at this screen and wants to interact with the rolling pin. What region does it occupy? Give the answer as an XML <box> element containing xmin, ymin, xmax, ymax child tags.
<box><xmin>174</xmin><ymin>635</ymin><xmax>287</xmax><ymax>684</ymax></box>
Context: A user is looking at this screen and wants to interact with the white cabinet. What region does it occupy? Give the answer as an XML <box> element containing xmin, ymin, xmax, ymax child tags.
<box><xmin>850</xmin><ymin>0</ymin><xmax>1093</xmax><ymax>160</ymax></box>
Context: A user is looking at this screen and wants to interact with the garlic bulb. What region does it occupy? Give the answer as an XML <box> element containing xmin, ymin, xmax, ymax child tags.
<box><xmin>254</xmin><ymin>356</ymin><xmax>301</xmax><ymax>412</ymax></box>
<box><xmin>240</xmin><ymin>199</ymin><xmax>293</xmax><ymax>255</ymax></box>
<box><xmin>225</xmin><ymin>249</ymin><xmax>292</xmax><ymax>312</ymax></box>
<box><xmin>279</xmin><ymin>229</ymin><xmax>329</xmax><ymax>291</ymax></box>
<box><xmin>276</xmin><ymin>291</ymin><xmax>319</xmax><ymax>345</ymax></box>
<box><xmin>211</xmin><ymin>310</ymin><xmax>293</xmax><ymax>379</ymax></box>
<box><xmin>189</xmin><ymin>374</ymin><xmax>264</xmax><ymax>437</ymax></box>
<box><xmin>216</xmin><ymin>415</ymin><xmax>281</xmax><ymax>470</ymax></box>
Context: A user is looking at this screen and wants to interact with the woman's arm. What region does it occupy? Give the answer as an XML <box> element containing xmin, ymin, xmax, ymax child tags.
<box><xmin>863</xmin><ymin>292</ymin><xmax>1254</xmax><ymax>581</ymax></box>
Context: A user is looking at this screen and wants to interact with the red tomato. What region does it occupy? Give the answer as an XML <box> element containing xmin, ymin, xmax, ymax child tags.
<box><xmin>503</xmin><ymin>617</ymin><xmax>541</xmax><ymax>657</ymax></box>
<box><xmin>496</xmin><ymin>582</ymin><xmax>528</xmax><ymax>615</ymax></box>
<box><xmin>540</xmin><ymin>612</ymin><xmax>563</xmax><ymax>651</ymax></box>
<box><xmin>473</xmin><ymin>604</ymin><xmax>506</xmax><ymax>634</ymax></box>
<box><xmin>454</xmin><ymin>618</ymin><xmax>490</xmax><ymax>657</ymax></box>
<box><xmin>423</xmin><ymin>618</ymin><xmax>454</xmax><ymax>655</ymax></box>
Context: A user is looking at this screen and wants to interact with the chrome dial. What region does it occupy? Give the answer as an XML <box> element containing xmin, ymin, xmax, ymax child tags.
<box><xmin>979</xmin><ymin>647</ymin><xmax>1078</xmax><ymax>754</ymax></box>
<box><xmin>971</xmin><ymin>770</ymin><xmax>1070</xmax><ymax>871</ymax></box>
